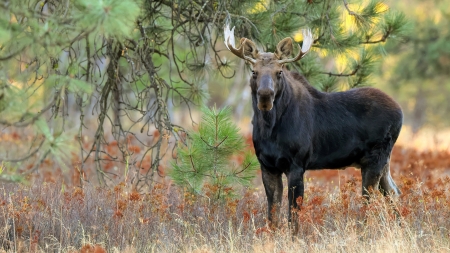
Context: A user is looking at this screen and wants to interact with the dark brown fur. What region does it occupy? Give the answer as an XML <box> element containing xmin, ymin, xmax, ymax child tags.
<box><xmin>230</xmin><ymin>37</ymin><xmax>403</xmax><ymax>229</ymax></box>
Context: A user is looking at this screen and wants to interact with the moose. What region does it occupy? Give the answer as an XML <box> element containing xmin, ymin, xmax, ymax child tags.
<box><xmin>224</xmin><ymin>26</ymin><xmax>403</xmax><ymax>228</ymax></box>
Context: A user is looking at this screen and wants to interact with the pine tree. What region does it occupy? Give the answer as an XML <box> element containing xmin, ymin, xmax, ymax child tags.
<box><xmin>170</xmin><ymin>106</ymin><xmax>259</xmax><ymax>199</ymax></box>
<box><xmin>0</xmin><ymin>0</ymin><xmax>408</xmax><ymax>185</ymax></box>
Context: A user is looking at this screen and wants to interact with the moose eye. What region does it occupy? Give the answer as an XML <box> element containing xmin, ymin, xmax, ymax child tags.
<box><xmin>252</xmin><ymin>71</ymin><xmax>257</xmax><ymax>79</ymax></box>
<box><xmin>277</xmin><ymin>71</ymin><xmax>283</xmax><ymax>78</ymax></box>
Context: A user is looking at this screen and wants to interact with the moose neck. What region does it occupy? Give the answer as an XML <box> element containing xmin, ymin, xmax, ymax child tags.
<box><xmin>252</xmin><ymin>74</ymin><xmax>293</xmax><ymax>139</ymax></box>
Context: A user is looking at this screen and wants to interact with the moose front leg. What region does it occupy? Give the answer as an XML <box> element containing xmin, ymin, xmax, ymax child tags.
<box><xmin>287</xmin><ymin>169</ymin><xmax>305</xmax><ymax>234</ymax></box>
<box><xmin>261</xmin><ymin>167</ymin><xmax>283</xmax><ymax>227</ymax></box>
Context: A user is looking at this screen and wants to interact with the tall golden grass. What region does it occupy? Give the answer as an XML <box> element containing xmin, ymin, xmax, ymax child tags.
<box><xmin>1</xmin><ymin>127</ymin><xmax>450</xmax><ymax>252</ymax></box>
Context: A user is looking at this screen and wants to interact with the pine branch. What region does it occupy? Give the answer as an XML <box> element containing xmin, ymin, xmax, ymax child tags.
<box><xmin>0</xmin><ymin>46</ymin><xmax>27</xmax><ymax>61</ymax></box>
<box><xmin>320</xmin><ymin>65</ymin><xmax>360</xmax><ymax>77</ymax></box>
<box><xmin>361</xmin><ymin>31</ymin><xmax>390</xmax><ymax>44</ymax></box>
<box><xmin>189</xmin><ymin>154</ymin><xmax>198</xmax><ymax>173</ymax></box>
<box><xmin>233</xmin><ymin>162</ymin><xmax>251</xmax><ymax>175</ymax></box>
<box><xmin>200</xmin><ymin>136</ymin><xmax>229</xmax><ymax>148</ymax></box>
<box><xmin>343</xmin><ymin>0</ymin><xmax>358</xmax><ymax>17</ymax></box>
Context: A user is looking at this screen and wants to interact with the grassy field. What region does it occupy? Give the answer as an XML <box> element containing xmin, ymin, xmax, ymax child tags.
<box><xmin>1</xmin><ymin>127</ymin><xmax>450</xmax><ymax>252</ymax></box>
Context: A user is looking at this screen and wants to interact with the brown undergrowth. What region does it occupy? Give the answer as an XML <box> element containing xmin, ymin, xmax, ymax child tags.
<box><xmin>1</xmin><ymin>132</ymin><xmax>450</xmax><ymax>252</ymax></box>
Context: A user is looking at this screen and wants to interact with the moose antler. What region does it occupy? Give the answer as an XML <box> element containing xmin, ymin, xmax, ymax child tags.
<box><xmin>277</xmin><ymin>29</ymin><xmax>313</xmax><ymax>64</ymax></box>
<box><xmin>224</xmin><ymin>24</ymin><xmax>257</xmax><ymax>64</ymax></box>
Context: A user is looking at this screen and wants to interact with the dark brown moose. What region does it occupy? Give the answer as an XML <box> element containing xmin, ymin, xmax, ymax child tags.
<box><xmin>224</xmin><ymin>26</ymin><xmax>402</xmax><ymax>229</ymax></box>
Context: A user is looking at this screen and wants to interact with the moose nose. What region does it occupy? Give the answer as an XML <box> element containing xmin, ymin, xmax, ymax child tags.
<box><xmin>257</xmin><ymin>88</ymin><xmax>274</xmax><ymax>98</ymax></box>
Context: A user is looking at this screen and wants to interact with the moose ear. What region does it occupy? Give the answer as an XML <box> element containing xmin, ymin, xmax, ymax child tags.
<box><xmin>275</xmin><ymin>38</ymin><xmax>294</xmax><ymax>60</ymax></box>
<box><xmin>241</xmin><ymin>38</ymin><xmax>259</xmax><ymax>59</ymax></box>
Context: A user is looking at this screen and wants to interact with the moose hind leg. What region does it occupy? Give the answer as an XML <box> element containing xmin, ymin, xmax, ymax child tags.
<box><xmin>379</xmin><ymin>159</ymin><xmax>400</xmax><ymax>196</ymax></box>
<box><xmin>361</xmin><ymin>145</ymin><xmax>392</xmax><ymax>199</ymax></box>
<box><xmin>379</xmin><ymin>158</ymin><xmax>402</xmax><ymax>221</ymax></box>
<box><xmin>361</xmin><ymin>165</ymin><xmax>383</xmax><ymax>199</ymax></box>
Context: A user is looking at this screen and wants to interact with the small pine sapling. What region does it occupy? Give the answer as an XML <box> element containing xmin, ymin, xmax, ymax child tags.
<box><xmin>170</xmin><ymin>106</ymin><xmax>259</xmax><ymax>200</ymax></box>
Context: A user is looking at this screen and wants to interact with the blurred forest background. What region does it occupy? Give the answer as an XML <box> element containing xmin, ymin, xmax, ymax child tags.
<box><xmin>0</xmin><ymin>0</ymin><xmax>449</xmax><ymax>186</ymax></box>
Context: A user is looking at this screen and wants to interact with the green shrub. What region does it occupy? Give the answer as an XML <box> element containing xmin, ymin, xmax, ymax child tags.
<box><xmin>170</xmin><ymin>106</ymin><xmax>258</xmax><ymax>200</ymax></box>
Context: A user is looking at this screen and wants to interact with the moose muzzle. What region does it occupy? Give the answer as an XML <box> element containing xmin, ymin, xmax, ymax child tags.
<box><xmin>257</xmin><ymin>75</ymin><xmax>275</xmax><ymax>111</ymax></box>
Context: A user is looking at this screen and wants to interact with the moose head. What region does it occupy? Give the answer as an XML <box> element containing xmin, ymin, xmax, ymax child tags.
<box><xmin>224</xmin><ymin>26</ymin><xmax>313</xmax><ymax>111</ymax></box>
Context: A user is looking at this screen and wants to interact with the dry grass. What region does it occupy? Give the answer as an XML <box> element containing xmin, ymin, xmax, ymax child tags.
<box><xmin>1</xmin><ymin>173</ymin><xmax>450</xmax><ymax>253</ymax></box>
<box><xmin>1</xmin><ymin>127</ymin><xmax>450</xmax><ymax>252</ymax></box>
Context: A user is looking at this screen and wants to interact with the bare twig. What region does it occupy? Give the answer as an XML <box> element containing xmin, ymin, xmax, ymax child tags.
<box><xmin>320</xmin><ymin>65</ymin><xmax>360</xmax><ymax>77</ymax></box>
<box><xmin>1</xmin><ymin>139</ymin><xmax>46</xmax><ymax>163</ymax></box>
<box><xmin>0</xmin><ymin>99</ymin><xmax>55</xmax><ymax>127</ymax></box>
